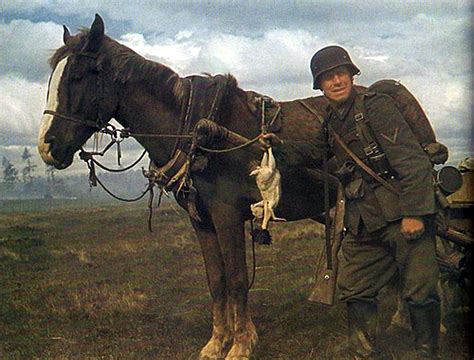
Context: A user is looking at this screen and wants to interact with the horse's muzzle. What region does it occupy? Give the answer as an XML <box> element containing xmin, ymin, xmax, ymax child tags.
<box><xmin>37</xmin><ymin>141</ymin><xmax>73</xmax><ymax>169</ymax></box>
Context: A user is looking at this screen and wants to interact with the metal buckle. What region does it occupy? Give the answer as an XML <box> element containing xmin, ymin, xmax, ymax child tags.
<box><xmin>364</xmin><ymin>147</ymin><xmax>374</xmax><ymax>156</ymax></box>
<box><xmin>364</xmin><ymin>142</ymin><xmax>378</xmax><ymax>156</ymax></box>
<box><xmin>354</xmin><ymin>112</ymin><xmax>364</xmax><ymax>122</ymax></box>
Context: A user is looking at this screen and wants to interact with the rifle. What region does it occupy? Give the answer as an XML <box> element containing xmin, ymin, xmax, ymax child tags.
<box><xmin>308</xmin><ymin>183</ymin><xmax>345</xmax><ymax>305</ymax></box>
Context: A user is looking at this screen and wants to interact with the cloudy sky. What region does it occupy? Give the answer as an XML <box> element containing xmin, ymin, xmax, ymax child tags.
<box><xmin>0</xmin><ymin>0</ymin><xmax>472</xmax><ymax>177</ymax></box>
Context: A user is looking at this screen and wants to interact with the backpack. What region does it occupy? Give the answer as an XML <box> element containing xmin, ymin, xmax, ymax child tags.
<box><xmin>363</xmin><ymin>79</ymin><xmax>448</xmax><ymax>165</ymax></box>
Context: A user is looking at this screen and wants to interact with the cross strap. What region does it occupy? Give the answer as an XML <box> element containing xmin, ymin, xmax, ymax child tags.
<box><xmin>330</xmin><ymin>126</ymin><xmax>401</xmax><ymax>196</ymax></box>
<box><xmin>352</xmin><ymin>94</ymin><xmax>381</xmax><ymax>157</ymax></box>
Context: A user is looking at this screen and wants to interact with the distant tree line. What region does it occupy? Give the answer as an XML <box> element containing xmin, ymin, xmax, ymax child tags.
<box><xmin>1</xmin><ymin>147</ymin><xmax>65</xmax><ymax>198</ymax></box>
<box><xmin>1</xmin><ymin>147</ymin><xmax>150</xmax><ymax>200</ymax></box>
<box><xmin>2</xmin><ymin>148</ymin><xmax>41</xmax><ymax>184</ymax></box>
<box><xmin>2</xmin><ymin>156</ymin><xmax>18</xmax><ymax>184</ymax></box>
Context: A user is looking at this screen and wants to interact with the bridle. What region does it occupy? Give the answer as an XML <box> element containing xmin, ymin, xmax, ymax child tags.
<box><xmin>43</xmin><ymin>109</ymin><xmax>102</xmax><ymax>130</ymax></box>
<box><xmin>42</xmin><ymin>54</ymin><xmax>155</xmax><ymax>204</ymax></box>
<box><xmin>41</xmin><ymin>53</ymin><xmax>197</xmax><ymax>218</ymax></box>
<box><xmin>43</xmin><ymin>53</ymin><xmax>197</xmax><ymax>145</ymax></box>
<box><xmin>43</xmin><ymin>52</ymin><xmax>111</xmax><ymax>132</ymax></box>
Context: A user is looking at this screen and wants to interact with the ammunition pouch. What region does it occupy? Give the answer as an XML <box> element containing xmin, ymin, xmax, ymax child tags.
<box><xmin>334</xmin><ymin>155</ymin><xmax>394</xmax><ymax>187</ymax></box>
<box><xmin>365</xmin><ymin>153</ymin><xmax>395</xmax><ymax>184</ymax></box>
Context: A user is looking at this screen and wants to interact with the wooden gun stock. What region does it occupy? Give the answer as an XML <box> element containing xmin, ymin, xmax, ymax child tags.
<box><xmin>308</xmin><ymin>184</ymin><xmax>345</xmax><ymax>306</ymax></box>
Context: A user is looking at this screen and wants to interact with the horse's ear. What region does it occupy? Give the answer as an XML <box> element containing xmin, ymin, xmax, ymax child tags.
<box><xmin>90</xmin><ymin>14</ymin><xmax>105</xmax><ymax>41</ymax></box>
<box><xmin>81</xmin><ymin>13</ymin><xmax>105</xmax><ymax>53</ymax></box>
<box><xmin>63</xmin><ymin>25</ymin><xmax>72</xmax><ymax>45</ymax></box>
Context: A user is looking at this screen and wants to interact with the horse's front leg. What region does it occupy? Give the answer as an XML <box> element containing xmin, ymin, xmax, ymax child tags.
<box><xmin>211</xmin><ymin>203</ymin><xmax>257</xmax><ymax>360</ymax></box>
<box><xmin>191</xmin><ymin>219</ymin><xmax>233</xmax><ymax>359</ymax></box>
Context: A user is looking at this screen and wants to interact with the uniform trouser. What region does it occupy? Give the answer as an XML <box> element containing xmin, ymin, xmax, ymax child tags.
<box><xmin>338</xmin><ymin>219</ymin><xmax>440</xmax><ymax>305</ymax></box>
<box><xmin>338</xmin><ymin>219</ymin><xmax>441</xmax><ymax>357</ymax></box>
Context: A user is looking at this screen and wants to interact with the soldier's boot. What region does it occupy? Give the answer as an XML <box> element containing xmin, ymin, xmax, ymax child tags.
<box><xmin>407</xmin><ymin>301</ymin><xmax>441</xmax><ymax>359</ymax></box>
<box><xmin>347</xmin><ymin>300</ymin><xmax>384</xmax><ymax>360</ymax></box>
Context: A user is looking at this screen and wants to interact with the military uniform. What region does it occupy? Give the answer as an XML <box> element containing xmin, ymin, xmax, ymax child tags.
<box><xmin>278</xmin><ymin>88</ymin><xmax>440</xmax><ymax>358</ymax></box>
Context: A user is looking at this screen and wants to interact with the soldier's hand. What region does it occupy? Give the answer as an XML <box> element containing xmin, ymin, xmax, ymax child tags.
<box><xmin>401</xmin><ymin>216</ymin><xmax>425</xmax><ymax>240</ymax></box>
<box><xmin>259</xmin><ymin>133</ymin><xmax>283</xmax><ymax>151</ymax></box>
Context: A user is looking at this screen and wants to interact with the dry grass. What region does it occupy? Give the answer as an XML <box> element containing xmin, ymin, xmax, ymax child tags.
<box><xmin>0</xmin><ymin>199</ymin><xmax>471</xmax><ymax>359</ymax></box>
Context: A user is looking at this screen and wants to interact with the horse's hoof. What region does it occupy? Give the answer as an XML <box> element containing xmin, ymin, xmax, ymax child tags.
<box><xmin>200</xmin><ymin>345</ymin><xmax>223</xmax><ymax>359</ymax></box>
<box><xmin>224</xmin><ymin>346</ymin><xmax>255</xmax><ymax>360</ymax></box>
<box><xmin>224</xmin><ymin>336</ymin><xmax>257</xmax><ymax>360</ymax></box>
<box><xmin>200</xmin><ymin>335</ymin><xmax>232</xmax><ymax>360</ymax></box>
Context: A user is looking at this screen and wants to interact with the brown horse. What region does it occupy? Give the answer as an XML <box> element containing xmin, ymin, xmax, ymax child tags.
<box><xmin>38</xmin><ymin>14</ymin><xmax>335</xmax><ymax>359</ymax></box>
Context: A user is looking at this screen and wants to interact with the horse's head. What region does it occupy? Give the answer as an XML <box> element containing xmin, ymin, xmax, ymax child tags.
<box><xmin>38</xmin><ymin>14</ymin><xmax>118</xmax><ymax>169</ymax></box>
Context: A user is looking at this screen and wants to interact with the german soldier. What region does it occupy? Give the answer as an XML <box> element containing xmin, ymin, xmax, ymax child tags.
<box><xmin>263</xmin><ymin>45</ymin><xmax>440</xmax><ymax>359</ymax></box>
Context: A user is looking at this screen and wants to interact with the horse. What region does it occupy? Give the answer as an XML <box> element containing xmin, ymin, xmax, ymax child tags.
<box><xmin>37</xmin><ymin>14</ymin><xmax>336</xmax><ymax>359</ymax></box>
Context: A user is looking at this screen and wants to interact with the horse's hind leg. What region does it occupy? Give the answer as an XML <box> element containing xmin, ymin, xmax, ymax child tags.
<box><xmin>211</xmin><ymin>203</ymin><xmax>257</xmax><ymax>360</ymax></box>
<box><xmin>191</xmin><ymin>219</ymin><xmax>233</xmax><ymax>359</ymax></box>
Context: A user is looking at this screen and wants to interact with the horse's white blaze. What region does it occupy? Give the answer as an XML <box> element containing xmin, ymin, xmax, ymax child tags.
<box><xmin>38</xmin><ymin>57</ymin><xmax>69</xmax><ymax>163</ymax></box>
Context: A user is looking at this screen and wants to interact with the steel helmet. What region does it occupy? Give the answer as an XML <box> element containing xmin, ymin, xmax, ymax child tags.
<box><xmin>310</xmin><ymin>45</ymin><xmax>360</xmax><ymax>90</ymax></box>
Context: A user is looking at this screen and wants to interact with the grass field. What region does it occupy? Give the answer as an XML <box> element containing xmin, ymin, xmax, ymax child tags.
<box><xmin>0</xmin><ymin>199</ymin><xmax>471</xmax><ymax>359</ymax></box>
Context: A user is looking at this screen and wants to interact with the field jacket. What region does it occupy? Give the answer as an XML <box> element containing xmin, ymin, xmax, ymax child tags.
<box><xmin>277</xmin><ymin>88</ymin><xmax>436</xmax><ymax>235</ymax></box>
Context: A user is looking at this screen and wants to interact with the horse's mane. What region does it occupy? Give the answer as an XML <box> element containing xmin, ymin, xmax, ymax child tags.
<box><xmin>49</xmin><ymin>29</ymin><xmax>242</xmax><ymax>108</ymax></box>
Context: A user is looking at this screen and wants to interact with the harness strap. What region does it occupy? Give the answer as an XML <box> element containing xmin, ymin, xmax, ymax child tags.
<box><xmin>147</xmin><ymin>150</ymin><xmax>189</xmax><ymax>191</ymax></box>
<box><xmin>207</xmin><ymin>75</ymin><xmax>228</xmax><ymax>120</ymax></box>
<box><xmin>330</xmin><ymin>128</ymin><xmax>401</xmax><ymax>196</ymax></box>
<box><xmin>145</xmin><ymin>76</ymin><xmax>230</xmax><ymax>223</ymax></box>
<box><xmin>352</xmin><ymin>95</ymin><xmax>381</xmax><ymax>157</ymax></box>
<box><xmin>173</xmin><ymin>78</ymin><xmax>193</xmax><ymax>156</ymax></box>
<box><xmin>43</xmin><ymin>110</ymin><xmax>101</xmax><ymax>129</ymax></box>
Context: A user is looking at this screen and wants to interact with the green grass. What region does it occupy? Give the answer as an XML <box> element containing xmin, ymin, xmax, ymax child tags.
<box><xmin>0</xmin><ymin>200</ymin><xmax>471</xmax><ymax>359</ymax></box>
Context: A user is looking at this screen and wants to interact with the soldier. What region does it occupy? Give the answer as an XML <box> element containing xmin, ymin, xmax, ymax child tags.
<box><xmin>263</xmin><ymin>45</ymin><xmax>440</xmax><ymax>359</ymax></box>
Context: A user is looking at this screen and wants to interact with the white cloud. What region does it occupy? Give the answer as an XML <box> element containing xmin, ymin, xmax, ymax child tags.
<box><xmin>119</xmin><ymin>32</ymin><xmax>201</xmax><ymax>73</ymax></box>
<box><xmin>117</xmin><ymin>28</ymin><xmax>323</xmax><ymax>99</ymax></box>
<box><xmin>0</xmin><ymin>75</ymin><xmax>46</xmax><ymax>143</ymax></box>
<box><xmin>202</xmin><ymin>29</ymin><xmax>319</xmax><ymax>86</ymax></box>
<box><xmin>0</xmin><ymin>1</ymin><xmax>471</xmax><ymax>176</ymax></box>
<box><xmin>0</xmin><ymin>19</ymin><xmax>63</xmax><ymax>80</ymax></box>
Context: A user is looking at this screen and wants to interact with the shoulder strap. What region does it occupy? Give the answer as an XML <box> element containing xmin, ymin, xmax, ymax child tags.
<box><xmin>353</xmin><ymin>94</ymin><xmax>381</xmax><ymax>157</ymax></box>
<box><xmin>329</xmin><ymin>126</ymin><xmax>401</xmax><ymax>196</ymax></box>
<box><xmin>299</xmin><ymin>95</ymin><xmax>399</xmax><ymax>195</ymax></box>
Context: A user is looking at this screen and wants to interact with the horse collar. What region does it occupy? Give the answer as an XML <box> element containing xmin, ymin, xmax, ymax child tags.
<box><xmin>147</xmin><ymin>75</ymin><xmax>229</xmax><ymax>199</ymax></box>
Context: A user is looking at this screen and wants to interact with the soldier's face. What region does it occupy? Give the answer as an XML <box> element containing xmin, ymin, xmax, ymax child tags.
<box><xmin>320</xmin><ymin>66</ymin><xmax>354</xmax><ymax>104</ymax></box>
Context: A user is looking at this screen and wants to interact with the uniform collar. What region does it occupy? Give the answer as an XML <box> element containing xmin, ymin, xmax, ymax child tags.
<box><xmin>325</xmin><ymin>87</ymin><xmax>357</xmax><ymax>121</ymax></box>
